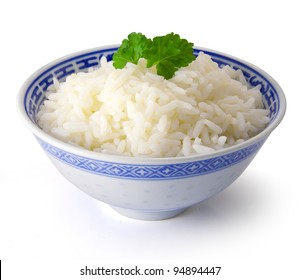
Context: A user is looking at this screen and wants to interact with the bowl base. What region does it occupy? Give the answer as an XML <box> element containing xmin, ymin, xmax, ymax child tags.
<box><xmin>111</xmin><ymin>206</ymin><xmax>187</xmax><ymax>220</ymax></box>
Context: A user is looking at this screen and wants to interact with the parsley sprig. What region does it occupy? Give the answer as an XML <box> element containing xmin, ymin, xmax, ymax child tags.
<box><xmin>113</xmin><ymin>32</ymin><xmax>195</xmax><ymax>79</ymax></box>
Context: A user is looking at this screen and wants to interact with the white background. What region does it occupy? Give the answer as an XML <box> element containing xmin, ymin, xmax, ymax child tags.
<box><xmin>0</xmin><ymin>0</ymin><xmax>299</xmax><ymax>279</ymax></box>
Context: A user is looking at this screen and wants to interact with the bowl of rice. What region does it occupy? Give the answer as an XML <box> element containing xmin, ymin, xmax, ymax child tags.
<box><xmin>17</xmin><ymin>44</ymin><xmax>286</xmax><ymax>220</ymax></box>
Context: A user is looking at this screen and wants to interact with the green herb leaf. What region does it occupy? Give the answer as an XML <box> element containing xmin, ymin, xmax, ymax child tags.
<box><xmin>143</xmin><ymin>33</ymin><xmax>195</xmax><ymax>79</ymax></box>
<box><xmin>112</xmin><ymin>32</ymin><xmax>151</xmax><ymax>69</ymax></box>
<box><xmin>112</xmin><ymin>32</ymin><xmax>196</xmax><ymax>79</ymax></box>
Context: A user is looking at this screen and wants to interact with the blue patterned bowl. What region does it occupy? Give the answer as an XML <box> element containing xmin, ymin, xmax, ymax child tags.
<box><xmin>17</xmin><ymin>46</ymin><xmax>286</xmax><ymax>220</ymax></box>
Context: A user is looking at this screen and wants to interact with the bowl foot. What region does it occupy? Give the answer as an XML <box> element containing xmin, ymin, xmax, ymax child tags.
<box><xmin>111</xmin><ymin>206</ymin><xmax>187</xmax><ymax>220</ymax></box>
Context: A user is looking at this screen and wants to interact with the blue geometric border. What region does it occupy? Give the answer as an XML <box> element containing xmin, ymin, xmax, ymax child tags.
<box><xmin>22</xmin><ymin>46</ymin><xmax>276</xmax><ymax>179</ymax></box>
<box><xmin>24</xmin><ymin>47</ymin><xmax>280</xmax><ymax>124</ymax></box>
<box><xmin>38</xmin><ymin>138</ymin><xmax>265</xmax><ymax>180</ymax></box>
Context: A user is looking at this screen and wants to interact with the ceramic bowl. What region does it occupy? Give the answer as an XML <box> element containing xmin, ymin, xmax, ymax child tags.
<box><xmin>17</xmin><ymin>45</ymin><xmax>286</xmax><ymax>220</ymax></box>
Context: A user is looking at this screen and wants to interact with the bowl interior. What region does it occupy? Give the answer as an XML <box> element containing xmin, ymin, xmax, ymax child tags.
<box><xmin>22</xmin><ymin>46</ymin><xmax>283</xmax><ymax>130</ymax></box>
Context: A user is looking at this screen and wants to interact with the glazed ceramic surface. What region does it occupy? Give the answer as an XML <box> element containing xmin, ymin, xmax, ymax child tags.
<box><xmin>18</xmin><ymin>46</ymin><xmax>286</xmax><ymax>220</ymax></box>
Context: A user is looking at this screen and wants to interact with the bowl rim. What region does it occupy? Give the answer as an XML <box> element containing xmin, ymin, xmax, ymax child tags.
<box><xmin>17</xmin><ymin>45</ymin><xmax>287</xmax><ymax>164</ymax></box>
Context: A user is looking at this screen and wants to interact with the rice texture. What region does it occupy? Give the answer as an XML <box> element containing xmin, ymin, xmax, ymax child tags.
<box><xmin>37</xmin><ymin>52</ymin><xmax>270</xmax><ymax>157</ymax></box>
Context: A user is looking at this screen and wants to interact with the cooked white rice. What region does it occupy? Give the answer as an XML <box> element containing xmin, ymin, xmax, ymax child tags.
<box><xmin>37</xmin><ymin>52</ymin><xmax>270</xmax><ymax>157</ymax></box>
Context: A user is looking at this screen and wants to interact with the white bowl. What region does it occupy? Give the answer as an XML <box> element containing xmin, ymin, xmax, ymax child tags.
<box><xmin>17</xmin><ymin>45</ymin><xmax>286</xmax><ymax>220</ymax></box>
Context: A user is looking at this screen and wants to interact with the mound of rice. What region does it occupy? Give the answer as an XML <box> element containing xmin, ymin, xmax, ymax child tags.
<box><xmin>37</xmin><ymin>52</ymin><xmax>269</xmax><ymax>157</ymax></box>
